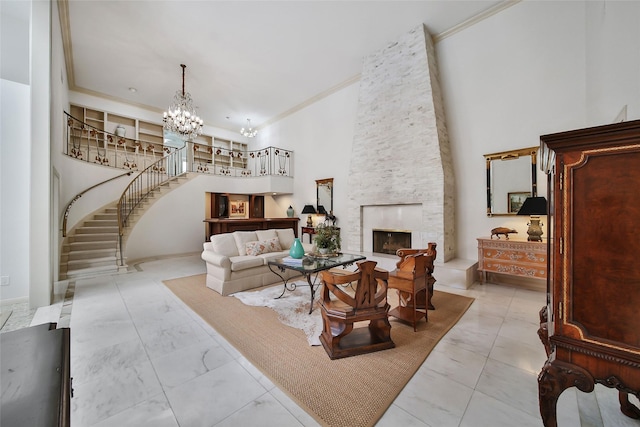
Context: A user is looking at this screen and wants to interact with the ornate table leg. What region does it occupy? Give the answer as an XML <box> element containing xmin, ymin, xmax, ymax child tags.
<box><xmin>538</xmin><ymin>359</ymin><xmax>595</xmax><ymax>427</ymax></box>
<box><xmin>268</xmin><ymin>266</ymin><xmax>320</xmax><ymax>314</ymax></box>
<box><xmin>304</xmin><ymin>273</ymin><xmax>317</xmax><ymax>314</ymax></box>
<box><xmin>268</xmin><ymin>265</ymin><xmax>297</xmax><ymax>298</ymax></box>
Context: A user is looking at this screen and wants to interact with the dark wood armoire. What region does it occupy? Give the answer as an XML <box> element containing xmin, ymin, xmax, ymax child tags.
<box><xmin>537</xmin><ymin>120</ymin><xmax>640</xmax><ymax>426</ymax></box>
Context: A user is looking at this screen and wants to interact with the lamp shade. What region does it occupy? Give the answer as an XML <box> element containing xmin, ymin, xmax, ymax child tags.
<box><xmin>301</xmin><ymin>205</ymin><xmax>317</xmax><ymax>214</ymax></box>
<box><xmin>517</xmin><ymin>197</ymin><xmax>547</xmax><ymax>216</ymax></box>
<box><xmin>316</xmin><ymin>205</ymin><xmax>327</xmax><ymax>215</ymax></box>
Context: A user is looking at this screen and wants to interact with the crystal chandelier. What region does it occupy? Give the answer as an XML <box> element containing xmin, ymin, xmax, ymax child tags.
<box><xmin>163</xmin><ymin>64</ymin><xmax>203</xmax><ymax>141</ymax></box>
<box><xmin>240</xmin><ymin>118</ymin><xmax>258</xmax><ymax>138</ymax></box>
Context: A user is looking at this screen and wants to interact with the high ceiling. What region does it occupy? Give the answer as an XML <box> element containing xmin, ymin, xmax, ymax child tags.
<box><xmin>62</xmin><ymin>0</ymin><xmax>509</xmax><ymax>133</ymax></box>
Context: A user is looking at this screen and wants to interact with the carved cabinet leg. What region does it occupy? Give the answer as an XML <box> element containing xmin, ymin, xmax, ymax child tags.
<box><xmin>538</xmin><ymin>359</ymin><xmax>595</xmax><ymax>427</ymax></box>
<box><xmin>537</xmin><ymin>306</ymin><xmax>551</xmax><ymax>357</ymax></box>
<box><xmin>619</xmin><ymin>392</ymin><xmax>640</xmax><ymax>419</ymax></box>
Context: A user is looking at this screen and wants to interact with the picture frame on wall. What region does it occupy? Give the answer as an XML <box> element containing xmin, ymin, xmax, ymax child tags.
<box><xmin>508</xmin><ymin>192</ymin><xmax>530</xmax><ymax>214</ymax></box>
<box><xmin>229</xmin><ymin>201</ymin><xmax>246</xmax><ymax>217</ymax></box>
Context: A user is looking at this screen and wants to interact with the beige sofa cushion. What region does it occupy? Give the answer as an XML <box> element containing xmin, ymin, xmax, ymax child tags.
<box><xmin>233</xmin><ymin>231</ymin><xmax>259</xmax><ymax>255</ymax></box>
<box><xmin>276</xmin><ymin>228</ymin><xmax>296</xmax><ymax>249</ymax></box>
<box><xmin>230</xmin><ymin>255</ymin><xmax>264</xmax><ymax>271</ymax></box>
<box><xmin>210</xmin><ymin>233</ymin><xmax>240</xmax><ymax>257</ymax></box>
<box><xmin>255</xmin><ymin>229</ymin><xmax>278</xmax><ymax>241</ymax></box>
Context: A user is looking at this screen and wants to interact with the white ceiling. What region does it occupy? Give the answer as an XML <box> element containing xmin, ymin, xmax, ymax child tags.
<box><xmin>63</xmin><ymin>0</ymin><xmax>509</xmax><ymax>133</ymax></box>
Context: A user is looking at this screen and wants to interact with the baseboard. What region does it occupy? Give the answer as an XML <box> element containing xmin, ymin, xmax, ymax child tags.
<box><xmin>0</xmin><ymin>296</ymin><xmax>29</xmax><ymax>307</ymax></box>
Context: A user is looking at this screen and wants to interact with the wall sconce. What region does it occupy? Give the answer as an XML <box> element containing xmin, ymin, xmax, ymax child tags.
<box><xmin>301</xmin><ymin>205</ymin><xmax>317</xmax><ymax>227</ymax></box>
<box><xmin>517</xmin><ymin>196</ymin><xmax>547</xmax><ymax>241</ymax></box>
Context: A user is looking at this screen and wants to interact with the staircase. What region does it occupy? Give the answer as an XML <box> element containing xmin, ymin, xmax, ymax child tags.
<box><xmin>60</xmin><ymin>205</ymin><xmax>120</xmax><ymax>279</ymax></box>
<box><xmin>60</xmin><ymin>174</ymin><xmax>192</xmax><ymax>280</ymax></box>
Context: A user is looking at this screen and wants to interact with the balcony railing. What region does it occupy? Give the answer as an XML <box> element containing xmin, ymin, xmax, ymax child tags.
<box><xmin>64</xmin><ymin>112</ymin><xmax>293</xmax><ymax>177</ymax></box>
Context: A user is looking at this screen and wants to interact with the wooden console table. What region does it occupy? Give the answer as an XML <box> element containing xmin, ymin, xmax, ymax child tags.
<box><xmin>204</xmin><ymin>217</ymin><xmax>298</xmax><ymax>240</ymax></box>
<box><xmin>477</xmin><ymin>237</ymin><xmax>546</xmax><ymax>284</ymax></box>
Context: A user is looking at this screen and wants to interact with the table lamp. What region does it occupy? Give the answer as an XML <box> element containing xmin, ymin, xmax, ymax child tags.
<box><xmin>301</xmin><ymin>205</ymin><xmax>317</xmax><ymax>227</ymax></box>
<box><xmin>316</xmin><ymin>205</ymin><xmax>327</xmax><ymax>215</ymax></box>
<box><xmin>517</xmin><ymin>196</ymin><xmax>547</xmax><ymax>241</ymax></box>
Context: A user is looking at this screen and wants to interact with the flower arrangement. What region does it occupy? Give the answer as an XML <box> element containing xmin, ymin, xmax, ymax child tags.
<box><xmin>314</xmin><ymin>224</ymin><xmax>341</xmax><ymax>254</ymax></box>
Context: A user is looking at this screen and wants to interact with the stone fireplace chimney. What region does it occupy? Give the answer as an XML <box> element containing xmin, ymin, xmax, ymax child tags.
<box><xmin>345</xmin><ymin>24</ymin><xmax>455</xmax><ymax>262</ymax></box>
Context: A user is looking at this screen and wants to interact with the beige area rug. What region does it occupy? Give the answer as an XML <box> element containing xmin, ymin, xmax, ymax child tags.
<box><xmin>163</xmin><ymin>274</ymin><xmax>474</xmax><ymax>427</ymax></box>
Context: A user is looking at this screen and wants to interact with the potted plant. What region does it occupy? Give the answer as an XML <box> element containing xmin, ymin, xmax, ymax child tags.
<box><xmin>314</xmin><ymin>224</ymin><xmax>341</xmax><ymax>255</ymax></box>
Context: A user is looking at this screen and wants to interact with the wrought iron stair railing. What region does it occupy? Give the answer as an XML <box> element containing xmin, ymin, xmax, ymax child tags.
<box><xmin>64</xmin><ymin>112</ymin><xmax>293</xmax><ymax>177</ymax></box>
<box><xmin>116</xmin><ymin>147</ymin><xmax>187</xmax><ymax>265</ymax></box>
<box><xmin>62</xmin><ymin>171</ymin><xmax>134</xmax><ymax>237</ymax></box>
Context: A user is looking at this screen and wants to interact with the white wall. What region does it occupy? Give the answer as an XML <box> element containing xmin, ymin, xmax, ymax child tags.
<box><xmin>256</xmin><ymin>82</ymin><xmax>360</xmax><ymax>228</ymax></box>
<box><xmin>437</xmin><ymin>1</ymin><xmax>587</xmax><ymax>260</ymax></box>
<box><xmin>1</xmin><ymin>80</ymin><xmax>31</xmax><ymax>302</ymax></box>
<box><xmin>29</xmin><ymin>0</ymin><xmax>52</xmax><ymax>307</ymax></box>
<box><xmin>585</xmin><ymin>1</ymin><xmax>640</xmax><ymax>123</ymax></box>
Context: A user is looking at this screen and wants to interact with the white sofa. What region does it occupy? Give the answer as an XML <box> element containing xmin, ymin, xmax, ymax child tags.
<box><xmin>201</xmin><ymin>228</ymin><xmax>313</xmax><ymax>296</ymax></box>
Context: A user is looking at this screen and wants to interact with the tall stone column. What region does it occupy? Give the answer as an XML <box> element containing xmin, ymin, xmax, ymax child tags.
<box><xmin>346</xmin><ymin>24</ymin><xmax>455</xmax><ymax>261</ymax></box>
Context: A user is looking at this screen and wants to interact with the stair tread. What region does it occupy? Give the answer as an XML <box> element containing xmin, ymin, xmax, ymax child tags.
<box><xmin>67</xmin><ymin>255</ymin><xmax>118</xmax><ymax>265</ymax></box>
<box><xmin>65</xmin><ymin>264</ymin><xmax>120</xmax><ymax>278</ymax></box>
<box><xmin>67</xmin><ymin>248</ymin><xmax>116</xmax><ymax>256</ymax></box>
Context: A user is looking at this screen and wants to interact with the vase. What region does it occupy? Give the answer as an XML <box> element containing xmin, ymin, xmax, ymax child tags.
<box><xmin>289</xmin><ymin>238</ymin><xmax>305</xmax><ymax>259</ymax></box>
<box><xmin>319</xmin><ymin>247</ymin><xmax>329</xmax><ymax>255</ymax></box>
<box><xmin>115</xmin><ymin>125</ymin><xmax>126</xmax><ymax>137</ymax></box>
<box><xmin>286</xmin><ymin>206</ymin><xmax>294</xmax><ymax>218</ymax></box>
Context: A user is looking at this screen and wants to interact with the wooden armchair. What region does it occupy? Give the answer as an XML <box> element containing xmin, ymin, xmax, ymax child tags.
<box><xmin>319</xmin><ymin>260</ymin><xmax>395</xmax><ymax>359</ymax></box>
<box><xmin>388</xmin><ymin>253</ymin><xmax>431</xmax><ymax>331</ymax></box>
<box><xmin>394</xmin><ymin>243</ymin><xmax>437</xmax><ymax>310</ymax></box>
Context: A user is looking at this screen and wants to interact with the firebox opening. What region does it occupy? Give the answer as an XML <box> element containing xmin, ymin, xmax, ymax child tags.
<box><xmin>372</xmin><ymin>229</ymin><xmax>411</xmax><ymax>255</ymax></box>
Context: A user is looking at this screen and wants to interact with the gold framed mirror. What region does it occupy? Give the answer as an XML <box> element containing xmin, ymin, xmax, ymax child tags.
<box><xmin>484</xmin><ymin>147</ymin><xmax>538</xmax><ymax>216</ymax></box>
<box><xmin>316</xmin><ymin>178</ymin><xmax>333</xmax><ymax>215</ymax></box>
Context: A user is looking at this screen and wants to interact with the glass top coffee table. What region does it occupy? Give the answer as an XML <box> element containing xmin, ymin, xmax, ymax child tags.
<box><xmin>267</xmin><ymin>253</ymin><xmax>366</xmax><ymax>314</ymax></box>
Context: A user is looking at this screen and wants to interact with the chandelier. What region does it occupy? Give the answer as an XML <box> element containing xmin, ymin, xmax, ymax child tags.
<box><xmin>240</xmin><ymin>118</ymin><xmax>258</xmax><ymax>138</ymax></box>
<box><xmin>163</xmin><ymin>64</ymin><xmax>203</xmax><ymax>141</ymax></box>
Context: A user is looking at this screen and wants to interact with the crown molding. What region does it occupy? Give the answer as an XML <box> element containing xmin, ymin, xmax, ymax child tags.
<box><xmin>57</xmin><ymin>0</ymin><xmax>75</xmax><ymax>88</ymax></box>
<box><xmin>434</xmin><ymin>0</ymin><xmax>521</xmax><ymax>43</ymax></box>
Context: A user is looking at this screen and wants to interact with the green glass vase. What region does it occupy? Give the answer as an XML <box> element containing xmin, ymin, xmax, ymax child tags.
<box><xmin>289</xmin><ymin>238</ymin><xmax>305</xmax><ymax>259</ymax></box>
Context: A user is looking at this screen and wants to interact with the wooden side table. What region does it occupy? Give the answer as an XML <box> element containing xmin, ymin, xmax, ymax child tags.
<box><xmin>301</xmin><ymin>226</ymin><xmax>316</xmax><ymax>243</ymax></box>
<box><xmin>477</xmin><ymin>237</ymin><xmax>546</xmax><ymax>284</ymax></box>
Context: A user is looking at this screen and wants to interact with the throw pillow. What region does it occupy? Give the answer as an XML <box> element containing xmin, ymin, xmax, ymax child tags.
<box><xmin>233</xmin><ymin>231</ymin><xmax>259</xmax><ymax>256</ymax></box>
<box><xmin>245</xmin><ymin>238</ymin><xmax>282</xmax><ymax>256</ymax></box>
<box><xmin>264</xmin><ymin>237</ymin><xmax>282</xmax><ymax>253</ymax></box>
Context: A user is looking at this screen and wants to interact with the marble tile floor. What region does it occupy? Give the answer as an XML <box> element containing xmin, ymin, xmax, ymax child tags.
<box><xmin>5</xmin><ymin>253</ymin><xmax>639</xmax><ymax>427</ymax></box>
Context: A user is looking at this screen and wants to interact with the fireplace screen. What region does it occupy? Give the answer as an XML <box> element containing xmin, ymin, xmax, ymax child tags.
<box><xmin>372</xmin><ymin>229</ymin><xmax>411</xmax><ymax>255</ymax></box>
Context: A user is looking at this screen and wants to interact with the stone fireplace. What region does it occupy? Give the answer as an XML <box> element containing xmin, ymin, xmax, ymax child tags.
<box><xmin>345</xmin><ymin>24</ymin><xmax>455</xmax><ymax>262</ymax></box>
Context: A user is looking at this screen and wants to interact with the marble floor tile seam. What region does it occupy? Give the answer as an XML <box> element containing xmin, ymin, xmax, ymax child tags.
<box><xmin>208</xmin><ymin>389</ymin><xmax>299</xmax><ymax>427</ymax></box>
